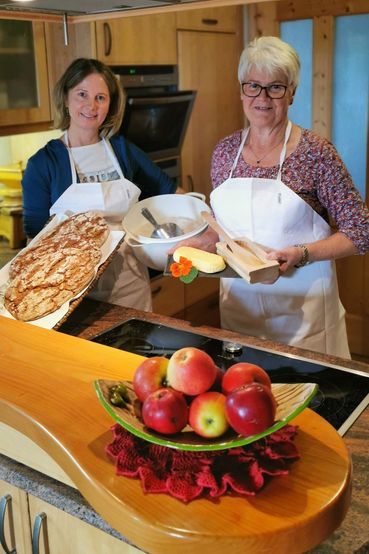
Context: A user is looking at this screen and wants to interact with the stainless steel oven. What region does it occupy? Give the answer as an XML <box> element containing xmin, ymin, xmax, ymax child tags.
<box><xmin>113</xmin><ymin>65</ymin><xmax>196</xmax><ymax>182</ymax></box>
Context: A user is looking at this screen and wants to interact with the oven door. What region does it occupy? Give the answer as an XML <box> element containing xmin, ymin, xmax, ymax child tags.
<box><xmin>120</xmin><ymin>91</ymin><xmax>196</xmax><ymax>161</ymax></box>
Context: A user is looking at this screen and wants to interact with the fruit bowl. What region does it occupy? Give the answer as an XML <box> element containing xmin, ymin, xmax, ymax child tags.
<box><xmin>94</xmin><ymin>380</ymin><xmax>318</xmax><ymax>452</ymax></box>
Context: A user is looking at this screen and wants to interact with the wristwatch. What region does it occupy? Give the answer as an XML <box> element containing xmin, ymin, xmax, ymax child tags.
<box><xmin>294</xmin><ymin>244</ymin><xmax>310</xmax><ymax>267</ymax></box>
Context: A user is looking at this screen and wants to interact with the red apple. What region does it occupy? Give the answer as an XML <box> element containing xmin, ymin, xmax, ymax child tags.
<box><xmin>142</xmin><ymin>387</ymin><xmax>188</xmax><ymax>435</ymax></box>
<box><xmin>225</xmin><ymin>383</ymin><xmax>276</xmax><ymax>437</ymax></box>
<box><xmin>133</xmin><ymin>356</ymin><xmax>169</xmax><ymax>402</ymax></box>
<box><xmin>167</xmin><ymin>347</ymin><xmax>217</xmax><ymax>396</ymax></box>
<box><xmin>222</xmin><ymin>362</ymin><xmax>271</xmax><ymax>395</ymax></box>
<box><xmin>189</xmin><ymin>391</ymin><xmax>229</xmax><ymax>438</ymax></box>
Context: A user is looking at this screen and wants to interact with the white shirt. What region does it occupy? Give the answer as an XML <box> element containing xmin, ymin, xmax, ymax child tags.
<box><xmin>70</xmin><ymin>141</ymin><xmax>120</xmax><ymax>183</ymax></box>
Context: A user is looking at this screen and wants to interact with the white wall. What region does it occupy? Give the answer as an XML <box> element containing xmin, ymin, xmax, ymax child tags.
<box><xmin>0</xmin><ymin>129</ymin><xmax>61</xmax><ymax>168</ymax></box>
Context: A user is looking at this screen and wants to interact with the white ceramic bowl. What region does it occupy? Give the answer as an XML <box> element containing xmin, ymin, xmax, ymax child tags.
<box><xmin>123</xmin><ymin>193</ymin><xmax>210</xmax><ymax>270</ymax></box>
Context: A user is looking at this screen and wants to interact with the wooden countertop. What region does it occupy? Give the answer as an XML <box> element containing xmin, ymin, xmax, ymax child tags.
<box><xmin>1</xmin><ymin>301</ymin><xmax>368</xmax><ymax>553</ymax></box>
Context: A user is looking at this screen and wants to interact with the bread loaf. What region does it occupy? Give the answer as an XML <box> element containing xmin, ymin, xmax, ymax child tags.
<box><xmin>5</xmin><ymin>211</ymin><xmax>109</xmax><ymax>322</ymax></box>
<box><xmin>173</xmin><ymin>246</ymin><xmax>225</xmax><ymax>273</ymax></box>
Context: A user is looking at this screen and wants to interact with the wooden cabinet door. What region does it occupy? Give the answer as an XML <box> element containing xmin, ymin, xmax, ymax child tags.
<box><xmin>96</xmin><ymin>14</ymin><xmax>177</xmax><ymax>65</ymax></box>
<box><xmin>151</xmin><ymin>275</ymin><xmax>185</xmax><ymax>317</ymax></box>
<box><xmin>0</xmin><ymin>20</ymin><xmax>51</xmax><ymax>129</ymax></box>
<box><xmin>184</xmin><ymin>278</ymin><xmax>220</xmax><ymax>327</ymax></box>
<box><xmin>44</xmin><ymin>21</ymin><xmax>95</xmax><ymax>114</ymax></box>
<box><xmin>0</xmin><ymin>479</ymin><xmax>32</xmax><ymax>554</ymax></box>
<box><xmin>27</xmin><ymin>494</ymin><xmax>141</xmax><ymax>554</ymax></box>
<box><xmin>176</xmin><ymin>6</ymin><xmax>240</xmax><ymax>33</ymax></box>
<box><xmin>178</xmin><ymin>29</ymin><xmax>244</xmax><ymax>200</ymax></box>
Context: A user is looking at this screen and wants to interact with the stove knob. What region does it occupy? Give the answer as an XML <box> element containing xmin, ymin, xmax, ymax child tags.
<box><xmin>223</xmin><ymin>342</ymin><xmax>243</xmax><ymax>356</ymax></box>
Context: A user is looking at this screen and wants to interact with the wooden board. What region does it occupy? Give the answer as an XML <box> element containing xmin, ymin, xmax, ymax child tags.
<box><xmin>0</xmin><ymin>316</ymin><xmax>352</xmax><ymax>554</ymax></box>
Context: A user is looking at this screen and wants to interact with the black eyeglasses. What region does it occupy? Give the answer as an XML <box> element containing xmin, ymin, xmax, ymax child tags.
<box><xmin>241</xmin><ymin>82</ymin><xmax>288</xmax><ymax>99</ymax></box>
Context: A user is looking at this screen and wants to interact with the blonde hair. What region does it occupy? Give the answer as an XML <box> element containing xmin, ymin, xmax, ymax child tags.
<box><xmin>53</xmin><ymin>58</ymin><xmax>125</xmax><ymax>138</ymax></box>
<box><xmin>238</xmin><ymin>36</ymin><xmax>300</xmax><ymax>89</ymax></box>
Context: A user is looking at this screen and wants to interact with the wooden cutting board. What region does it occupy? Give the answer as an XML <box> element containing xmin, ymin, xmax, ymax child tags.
<box><xmin>201</xmin><ymin>212</ymin><xmax>280</xmax><ymax>284</ymax></box>
<box><xmin>0</xmin><ymin>316</ymin><xmax>352</xmax><ymax>554</ymax></box>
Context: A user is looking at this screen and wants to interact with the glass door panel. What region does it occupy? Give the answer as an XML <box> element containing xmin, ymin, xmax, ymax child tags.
<box><xmin>0</xmin><ymin>20</ymin><xmax>39</xmax><ymax>110</ymax></box>
<box><xmin>0</xmin><ymin>19</ymin><xmax>50</xmax><ymax>127</ymax></box>
<box><xmin>280</xmin><ymin>19</ymin><xmax>313</xmax><ymax>130</ymax></box>
<box><xmin>332</xmin><ymin>14</ymin><xmax>369</xmax><ymax>199</ymax></box>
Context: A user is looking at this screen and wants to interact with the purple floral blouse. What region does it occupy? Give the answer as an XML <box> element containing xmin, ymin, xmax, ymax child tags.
<box><xmin>211</xmin><ymin>128</ymin><xmax>369</xmax><ymax>254</ymax></box>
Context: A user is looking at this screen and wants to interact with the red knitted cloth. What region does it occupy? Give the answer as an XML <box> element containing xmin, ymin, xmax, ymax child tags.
<box><xmin>106</xmin><ymin>424</ymin><xmax>300</xmax><ymax>503</ymax></box>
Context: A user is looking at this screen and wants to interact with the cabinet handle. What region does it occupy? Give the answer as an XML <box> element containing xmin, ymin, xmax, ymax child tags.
<box><xmin>32</xmin><ymin>513</ymin><xmax>48</xmax><ymax>554</ymax></box>
<box><xmin>103</xmin><ymin>22</ymin><xmax>112</xmax><ymax>56</ymax></box>
<box><xmin>0</xmin><ymin>494</ymin><xmax>16</xmax><ymax>554</ymax></box>
<box><xmin>201</xmin><ymin>18</ymin><xmax>219</xmax><ymax>26</ymax></box>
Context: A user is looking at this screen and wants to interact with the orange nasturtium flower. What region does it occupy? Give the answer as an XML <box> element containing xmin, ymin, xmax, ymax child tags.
<box><xmin>170</xmin><ymin>256</ymin><xmax>193</xmax><ymax>277</ymax></box>
<box><xmin>170</xmin><ymin>256</ymin><xmax>198</xmax><ymax>283</ymax></box>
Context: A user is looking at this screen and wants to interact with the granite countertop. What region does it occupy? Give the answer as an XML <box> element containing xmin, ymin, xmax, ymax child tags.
<box><xmin>1</xmin><ymin>299</ymin><xmax>368</xmax><ymax>553</ymax></box>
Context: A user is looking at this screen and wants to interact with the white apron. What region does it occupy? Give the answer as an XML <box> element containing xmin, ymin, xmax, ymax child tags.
<box><xmin>49</xmin><ymin>136</ymin><xmax>152</xmax><ymax>311</ymax></box>
<box><xmin>210</xmin><ymin>121</ymin><xmax>350</xmax><ymax>358</ymax></box>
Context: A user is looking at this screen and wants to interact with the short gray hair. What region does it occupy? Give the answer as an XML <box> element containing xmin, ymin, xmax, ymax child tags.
<box><xmin>238</xmin><ymin>36</ymin><xmax>300</xmax><ymax>89</ymax></box>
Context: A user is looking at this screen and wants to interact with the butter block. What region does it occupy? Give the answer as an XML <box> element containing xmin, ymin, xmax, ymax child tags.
<box><xmin>173</xmin><ymin>246</ymin><xmax>226</xmax><ymax>273</ymax></box>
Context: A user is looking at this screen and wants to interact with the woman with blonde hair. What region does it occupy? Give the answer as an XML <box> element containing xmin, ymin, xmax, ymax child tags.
<box><xmin>22</xmin><ymin>58</ymin><xmax>177</xmax><ymax>309</ymax></box>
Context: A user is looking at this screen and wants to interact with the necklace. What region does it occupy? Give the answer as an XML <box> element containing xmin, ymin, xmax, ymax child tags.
<box><xmin>247</xmin><ymin>136</ymin><xmax>284</xmax><ymax>165</ymax></box>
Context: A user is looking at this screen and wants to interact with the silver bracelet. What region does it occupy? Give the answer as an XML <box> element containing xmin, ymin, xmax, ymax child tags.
<box><xmin>294</xmin><ymin>244</ymin><xmax>310</xmax><ymax>267</ymax></box>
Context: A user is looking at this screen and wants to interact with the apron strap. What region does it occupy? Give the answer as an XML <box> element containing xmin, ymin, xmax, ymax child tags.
<box><xmin>229</xmin><ymin>121</ymin><xmax>292</xmax><ymax>180</ymax></box>
<box><xmin>277</xmin><ymin>120</ymin><xmax>292</xmax><ymax>181</ymax></box>
<box><xmin>229</xmin><ymin>128</ymin><xmax>249</xmax><ymax>178</ymax></box>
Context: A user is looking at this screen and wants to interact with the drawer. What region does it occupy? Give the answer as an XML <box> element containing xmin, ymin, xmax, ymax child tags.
<box><xmin>176</xmin><ymin>7</ymin><xmax>240</xmax><ymax>33</ymax></box>
<box><xmin>151</xmin><ymin>275</ymin><xmax>185</xmax><ymax>316</ymax></box>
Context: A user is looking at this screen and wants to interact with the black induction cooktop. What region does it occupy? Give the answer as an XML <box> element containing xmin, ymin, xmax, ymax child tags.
<box><xmin>91</xmin><ymin>318</ymin><xmax>369</xmax><ymax>436</ymax></box>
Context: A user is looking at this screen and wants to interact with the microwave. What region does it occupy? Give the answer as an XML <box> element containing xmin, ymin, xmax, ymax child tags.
<box><xmin>120</xmin><ymin>90</ymin><xmax>197</xmax><ymax>162</ymax></box>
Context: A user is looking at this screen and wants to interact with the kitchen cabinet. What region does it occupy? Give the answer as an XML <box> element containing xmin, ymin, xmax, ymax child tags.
<box><xmin>176</xmin><ymin>6</ymin><xmax>240</xmax><ymax>33</ymax></box>
<box><xmin>44</xmin><ymin>20</ymin><xmax>95</xmax><ymax>117</ymax></box>
<box><xmin>184</xmin><ymin>278</ymin><xmax>220</xmax><ymax>327</ymax></box>
<box><xmin>178</xmin><ymin>26</ymin><xmax>244</xmax><ymax>200</ymax></box>
<box><xmin>151</xmin><ymin>275</ymin><xmax>185</xmax><ymax>318</ymax></box>
<box><xmin>28</xmin><ymin>495</ymin><xmax>141</xmax><ymax>554</ymax></box>
<box><xmin>151</xmin><ymin>274</ymin><xmax>220</xmax><ymax>327</ymax></box>
<box><xmin>95</xmin><ymin>13</ymin><xmax>177</xmax><ymax>65</ymax></box>
<box><xmin>0</xmin><ymin>479</ymin><xmax>31</xmax><ymax>554</ymax></box>
<box><xmin>0</xmin><ymin>19</ymin><xmax>51</xmax><ymax>130</ymax></box>
<box><xmin>0</xmin><ymin>18</ymin><xmax>94</xmax><ymax>136</ymax></box>
<box><xmin>0</xmin><ymin>478</ymin><xmax>141</xmax><ymax>554</ymax></box>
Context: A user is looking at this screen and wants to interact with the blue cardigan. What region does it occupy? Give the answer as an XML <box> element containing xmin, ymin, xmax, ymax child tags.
<box><xmin>22</xmin><ymin>135</ymin><xmax>176</xmax><ymax>238</ymax></box>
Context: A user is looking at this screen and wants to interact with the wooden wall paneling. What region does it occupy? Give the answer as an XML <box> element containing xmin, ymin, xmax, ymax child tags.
<box><xmin>248</xmin><ymin>2</ymin><xmax>279</xmax><ymax>40</ymax></box>
<box><xmin>312</xmin><ymin>15</ymin><xmax>334</xmax><ymax>140</ymax></box>
<box><xmin>277</xmin><ymin>0</ymin><xmax>369</xmax><ymax>20</ymax></box>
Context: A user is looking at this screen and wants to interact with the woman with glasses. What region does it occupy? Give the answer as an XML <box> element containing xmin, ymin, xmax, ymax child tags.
<box><xmin>185</xmin><ymin>36</ymin><xmax>369</xmax><ymax>357</ymax></box>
